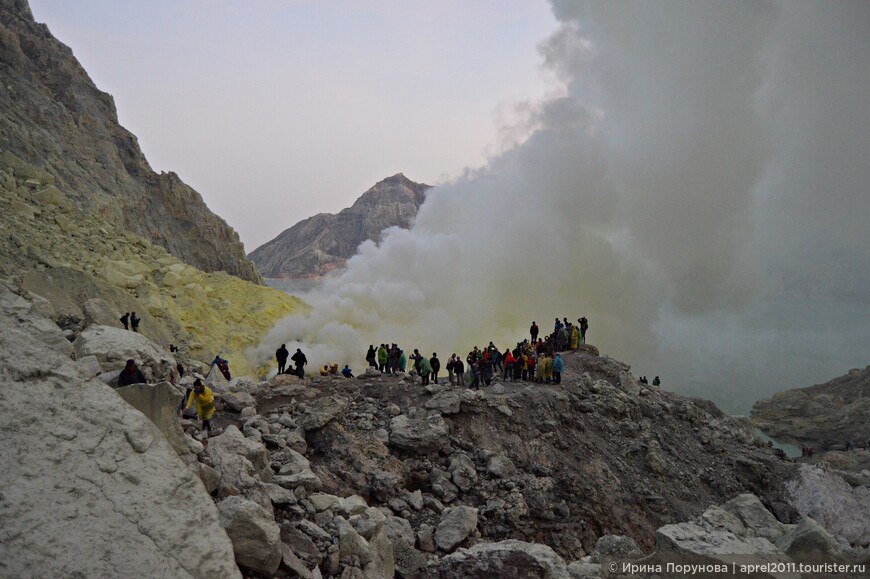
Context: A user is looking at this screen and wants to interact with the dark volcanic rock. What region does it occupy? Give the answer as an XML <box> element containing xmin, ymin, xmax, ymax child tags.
<box><xmin>751</xmin><ymin>366</ymin><xmax>870</xmax><ymax>450</ymax></box>
<box><xmin>248</xmin><ymin>173</ymin><xmax>430</xmax><ymax>279</ymax></box>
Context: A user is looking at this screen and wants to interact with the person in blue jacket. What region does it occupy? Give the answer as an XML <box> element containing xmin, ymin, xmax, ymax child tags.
<box><xmin>552</xmin><ymin>353</ymin><xmax>564</xmax><ymax>384</ymax></box>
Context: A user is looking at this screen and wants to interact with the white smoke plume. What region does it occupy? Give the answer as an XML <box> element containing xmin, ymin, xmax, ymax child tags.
<box><xmin>252</xmin><ymin>0</ymin><xmax>870</xmax><ymax>413</ymax></box>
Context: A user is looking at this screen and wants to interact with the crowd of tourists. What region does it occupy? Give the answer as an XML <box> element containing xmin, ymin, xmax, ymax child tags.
<box><xmin>338</xmin><ymin>316</ymin><xmax>593</xmax><ymax>389</ymax></box>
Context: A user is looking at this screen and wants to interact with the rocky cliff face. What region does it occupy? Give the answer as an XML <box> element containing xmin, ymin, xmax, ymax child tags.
<box><xmin>249</xmin><ymin>173</ymin><xmax>430</xmax><ymax>279</ymax></box>
<box><xmin>0</xmin><ymin>0</ymin><xmax>261</xmax><ymax>283</ymax></box>
<box><xmin>751</xmin><ymin>366</ymin><xmax>870</xmax><ymax>450</ymax></box>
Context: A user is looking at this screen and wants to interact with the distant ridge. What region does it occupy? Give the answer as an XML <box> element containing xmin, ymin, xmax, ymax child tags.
<box><xmin>249</xmin><ymin>173</ymin><xmax>431</xmax><ymax>279</ymax></box>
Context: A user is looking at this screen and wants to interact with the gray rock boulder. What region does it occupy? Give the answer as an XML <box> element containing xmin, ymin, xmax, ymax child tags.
<box><xmin>719</xmin><ymin>493</ymin><xmax>787</xmax><ymax>542</ymax></box>
<box><xmin>439</xmin><ymin>540</ymin><xmax>570</xmax><ymax>578</ymax></box>
<box><xmin>425</xmin><ymin>391</ymin><xmax>461</xmax><ymax>414</ymax></box>
<box><xmin>207</xmin><ymin>425</ymin><xmax>273</xmax><ymax>487</ymax></box>
<box><xmin>654</xmin><ymin>522</ymin><xmax>786</xmax><ymax>566</ymax></box>
<box><xmin>590</xmin><ymin>534</ymin><xmax>642</xmax><ymax>563</ymax></box>
<box><xmin>116</xmin><ymin>381</ymin><xmax>191</xmax><ymax>462</ymax></box>
<box><xmin>776</xmin><ymin>517</ymin><xmax>847</xmax><ymax>562</ymax></box>
<box><xmin>217</xmin><ymin>496</ymin><xmax>283</xmax><ymax>576</ymax></box>
<box><xmin>449</xmin><ymin>454</ymin><xmax>478</xmax><ymax>492</ymax></box>
<box><xmin>0</xmin><ymin>294</ymin><xmax>241</xmax><ymax>578</ymax></box>
<box><xmin>567</xmin><ymin>561</ymin><xmax>601</xmax><ymax>579</ymax></box>
<box><xmin>435</xmin><ymin>506</ymin><xmax>479</xmax><ymax>552</ymax></box>
<box><xmin>72</xmin><ymin>324</ymin><xmax>175</xmax><ymax>381</ymax></box>
<box><xmin>301</xmin><ymin>395</ymin><xmax>348</xmax><ymax>431</ymax></box>
<box><xmin>222</xmin><ymin>390</ymin><xmax>256</xmax><ymax>412</ymax></box>
<box><xmin>389</xmin><ymin>412</ymin><xmax>450</xmax><ymax>454</ymax></box>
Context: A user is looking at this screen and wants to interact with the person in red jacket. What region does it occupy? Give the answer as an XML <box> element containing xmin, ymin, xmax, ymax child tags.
<box><xmin>503</xmin><ymin>348</ymin><xmax>515</xmax><ymax>381</ymax></box>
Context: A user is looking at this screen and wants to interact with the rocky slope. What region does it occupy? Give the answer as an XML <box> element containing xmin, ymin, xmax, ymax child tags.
<box><xmin>249</xmin><ymin>173</ymin><xmax>430</xmax><ymax>279</ymax></box>
<box><xmin>4</xmin><ymin>272</ymin><xmax>866</xmax><ymax>576</ymax></box>
<box><xmin>0</xmin><ymin>155</ymin><xmax>305</xmax><ymax>377</ymax></box>
<box><xmin>0</xmin><ymin>0</ymin><xmax>261</xmax><ymax>283</ymax></box>
<box><xmin>751</xmin><ymin>366</ymin><xmax>870</xmax><ymax>450</ymax></box>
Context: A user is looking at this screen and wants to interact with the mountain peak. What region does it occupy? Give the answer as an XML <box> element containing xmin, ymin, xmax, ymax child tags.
<box><xmin>249</xmin><ymin>175</ymin><xmax>432</xmax><ymax>279</ymax></box>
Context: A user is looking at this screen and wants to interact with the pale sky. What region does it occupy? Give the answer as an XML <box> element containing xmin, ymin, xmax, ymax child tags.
<box><xmin>28</xmin><ymin>0</ymin><xmax>559</xmax><ymax>251</ymax></box>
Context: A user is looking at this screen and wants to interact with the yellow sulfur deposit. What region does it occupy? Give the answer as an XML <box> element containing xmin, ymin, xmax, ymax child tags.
<box><xmin>0</xmin><ymin>163</ymin><xmax>305</xmax><ymax>379</ymax></box>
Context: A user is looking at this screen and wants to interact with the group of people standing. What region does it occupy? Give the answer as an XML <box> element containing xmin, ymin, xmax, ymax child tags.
<box><xmin>271</xmin><ymin>316</ymin><xmax>593</xmax><ymax>388</ymax></box>
<box><xmin>119</xmin><ymin>311</ymin><xmax>140</xmax><ymax>332</ymax></box>
<box><xmin>275</xmin><ymin>344</ymin><xmax>308</xmax><ymax>377</ymax></box>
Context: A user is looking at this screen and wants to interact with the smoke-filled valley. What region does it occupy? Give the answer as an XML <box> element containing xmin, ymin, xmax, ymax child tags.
<box><xmin>252</xmin><ymin>0</ymin><xmax>870</xmax><ymax>414</ymax></box>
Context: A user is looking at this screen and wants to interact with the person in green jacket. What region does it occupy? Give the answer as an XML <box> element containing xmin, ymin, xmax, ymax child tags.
<box><xmin>377</xmin><ymin>344</ymin><xmax>388</xmax><ymax>373</ymax></box>
<box><xmin>418</xmin><ymin>356</ymin><xmax>433</xmax><ymax>386</ymax></box>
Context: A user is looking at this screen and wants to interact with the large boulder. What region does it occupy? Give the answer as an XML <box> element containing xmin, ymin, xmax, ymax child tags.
<box><xmin>389</xmin><ymin>412</ymin><xmax>450</xmax><ymax>454</ymax></box>
<box><xmin>435</xmin><ymin>506</ymin><xmax>479</xmax><ymax>552</ymax></box>
<box><xmin>72</xmin><ymin>324</ymin><xmax>176</xmax><ymax>382</ymax></box>
<box><xmin>425</xmin><ymin>391</ymin><xmax>461</xmax><ymax>415</ymax></box>
<box><xmin>590</xmin><ymin>534</ymin><xmax>643</xmax><ymax>562</ymax></box>
<box><xmin>655</xmin><ymin>523</ymin><xmax>783</xmax><ymax>557</ymax></box>
<box><xmin>776</xmin><ymin>517</ymin><xmax>847</xmax><ymax>562</ymax></box>
<box><xmin>439</xmin><ymin>540</ymin><xmax>570</xmax><ymax>578</ymax></box>
<box><xmin>300</xmin><ymin>395</ymin><xmax>348</xmax><ymax>431</ymax></box>
<box><xmin>0</xmin><ymin>289</ymin><xmax>241</xmax><ymax>578</ymax></box>
<box><xmin>115</xmin><ymin>381</ymin><xmax>192</xmax><ymax>462</ymax></box>
<box><xmin>217</xmin><ymin>496</ymin><xmax>283</xmax><ymax>576</ymax></box>
<box><xmin>719</xmin><ymin>493</ymin><xmax>787</xmax><ymax>542</ymax></box>
<box><xmin>207</xmin><ymin>425</ymin><xmax>273</xmax><ymax>487</ymax></box>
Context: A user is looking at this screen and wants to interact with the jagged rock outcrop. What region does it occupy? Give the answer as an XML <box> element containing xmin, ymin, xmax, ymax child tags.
<box><xmin>249</xmin><ymin>173</ymin><xmax>430</xmax><ymax>279</ymax></box>
<box><xmin>0</xmin><ymin>282</ymin><xmax>242</xmax><ymax>578</ymax></box>
<box><xmin>0</xmin><ymin>0</ymin><xmax>260</xmax><ymax>282</ymax></box>
<box><xmin>241</xmin><ymin>346</ymin><xmax>800</xmax><ymax>565</ymax></box>
<box><xmin>751</xmin><ymin>366</ymin><xmax>870</xmax><ymax>450</ymax></box>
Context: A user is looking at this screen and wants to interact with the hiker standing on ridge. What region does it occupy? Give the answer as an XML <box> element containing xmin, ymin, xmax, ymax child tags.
<box><xmin>366</xmin><ymin>345</ymin><xmax>377</xmax><ymax>368</ymax></box>
<box><xmin>430</xmin><ymin>353</ymin><xmax>441</xmax><ymax>384</ymax></box>
<box><xmin>530</xmin><ymin>321</ymin><xmax>539</xmax><ymax>344</ymax></box>
<box><xmin>419</xmin><ymin>355</ymin><xmax>432</xmax><ymax>386</ymax></box>
<box><xmin>130</xmin><ymin>311</ymin><xmax>140</xmax><ymax>332</ymax></box>
<box><xmin>377</xmin><ymin>344</ymin><xmax>388</xmax><ymax>373</ymax></box>
<box><xmin>553</xmin><ymin>353</ymin><xmax>564</xmax><ymax>384</ymax></box>
<box><xmin>578</xmin><ymin>316</ymin><xmax>588</xmax><ymax>343</ymax></box>
<box><xmin>120</xmin><ymin>312</ymin><xmax>130</xmax><ymax>330</ymax></box>
<box><xmin>291</xmin><ymin>348</ymin><xmax>307</xmax><ymax>377</ymax></box>
<box><xmin>453</xmin><ymin>354</ymin><xmax>465</xmax><ymax>386</ymax></box>
<box><xmin>276</xmin><ymin>344</ymin><xmax>289</xmax><ymax>374</ymax></box>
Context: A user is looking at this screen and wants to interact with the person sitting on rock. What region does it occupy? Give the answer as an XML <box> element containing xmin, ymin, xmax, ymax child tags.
<box><xmin>120</xmin><ymin>312</ymin><xmax>130</xmax><ymax>330</ymax></box>
<box><xmin>130</xmin><ymin>311</ymin><xmax>140</xmax><ymax>332</ymax></box>
<box><xmin>183</xmin><ymin>379</ymin><xmax>216</xmax><ymax>436</ymax></box>
<box><xmin>652</xmin><ymin>376</ymin><xmax>661</xmax><ymax>386</ymax></box>
<box><xmin>117</xmin><ymin>359</ymin><xmax>146</xmax><ymax>387</ymax></box>
<box><xmin>341</xmin><ymin>365</ymin><xmax>354</xmax><ymax>378</ymax></box>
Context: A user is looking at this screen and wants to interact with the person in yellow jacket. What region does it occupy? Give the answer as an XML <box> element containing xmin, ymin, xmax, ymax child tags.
<box><xmin>570</xmin><ymin>325</ymin><xmax>580</xmax><ymax>350</ymax></box>
<box><xmin>184</xmin><ymin>379</ymin><xmax>216</xmax><ymax>435</ymax></box>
